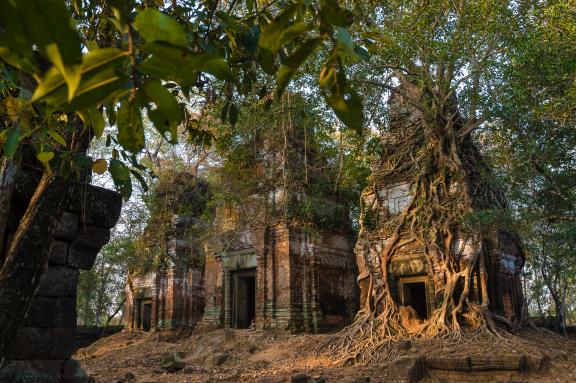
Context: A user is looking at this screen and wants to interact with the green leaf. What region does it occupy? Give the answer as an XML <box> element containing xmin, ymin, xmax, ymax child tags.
<box><xmin>240</xmin><ymin>25</ymin><xmax>260</xmax><ymax>54</ymax></box>
<box><xmin>18</xmin><ymin>0</ymin><xmax>82</xmax><ymax>97</ymax></box>
<box><xmin>143</xmin><ymin>81</ymin><xmax>181</xmax><ymax>120</ymax></box>
<box><xmin>37</xmin><ymin>151</ymin><xmax>54</xmax><ymax>163</ymax></box>
<box><xmin>31</xmin><ymin>48</ymin><xmax>129</xmax><ymax>109</ymax></box>
<box><xmin>324</xmin><ymin>88</ymin><xmax>363</xmax><ymax>134</ymax></box>
<box><xmin>140</xmin><ymin>42</ymin><xmax>231</xmax><ymax>82</ymax></box>
<box><xmin>258</xmin><ymin>3</ymin><xmax>301</xmax><ymax>74</ymax></box>
<box><xmin>78</xmin><ymin>108</ymin><xmax>106</xmax><ymax>138</ymax></box>
<box><xmin>109</xmin><ymin>158</ymin><xmax>132</xmax><ymax>200</ymax></box>
<box><xmin>45</xmin><ymin>43</ymin><xmax>82</xmax><ymax>102</ymax></box>
<box><xmin>47</xmin><ymin>130</ymin><xmax>67</xmax><ymax>146</ymax></box>
<box><xmin>88</xmin><ymin>108</ymin><xmax>105</xmax><ymax>138</ymax></box>
<box><xmin>0</xmin><ymin>1</ymin><xmax>37</xmax><ymax>73</ymax></box>
<box><xmin>134</xmin><ymin>9</ymin><xmax>187</xmax><ymax>47</ymax></box>
<box><xmin>320</xmin><ymin>0</ymin><xmax>353</xmax><ymax>27</ymax></box>
<box><xmin>3</xmin><ymin>127</ymin><xmax>20</xmax><ymax>159</ymax></box>
<box><xmin>335</xmin><ymin>27</ymin><xmax>361</xmax><ymax>63</ymax></box>
<box><xmin>92</xmin><ymin>158</ymin><xmax>108</xmax><ymax>174</ymax></box>
<box><xmin>277</xmin><ymin>38</ymin><xmax>322</xmax><ymax>96</ymax></box>
<box><xmin>216</xmin><ymin>11</ymin><xmax>245</xmax><ymax>33</ymax></box>
<box><xmin>220</xmin><ymin>101</ymin><xmax>230</xmax><ymax>122</ymax></box>
<box><xmin>85</xmin><ymin>40</ymin><xmax>99</xmax><ymax>52</ymax></box>
<box><xmin>130</xmin><ymin>169</ymin><xmax>148</xmax><ymax>192</ymax></box>
<box><xmin>109</xmin><ymin>158</ymin><xmax>130</xmax><ymax>180</ymax></box>
<box><xmin>281</xmin><ymin>22</ymin><xmax>312</xmax><ymax>44</ymax></box>
<box><xmin>143</xmin><ymin>80</ymin><xmax>182</xmax><ymax>142</ymax></box>
<box><xmin>320</xmin><ymin>61</ymin><xmax>363</xmax><ymax>133</ymax></box>
<box><xmin>117</xmin><ymin>98</ymin><xmax>145</xmax><ymax>153</ymax></box>
<box><xmin>71</xmin><ymin>153</ymin><xmax>92</xmax><ymax>169</ymax></box>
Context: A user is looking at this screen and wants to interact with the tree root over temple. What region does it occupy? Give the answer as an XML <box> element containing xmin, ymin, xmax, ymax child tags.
<box><xmin>317</xmin><ymin>81</ymin><xmax>525</xmax><ymax>365</ymax></box>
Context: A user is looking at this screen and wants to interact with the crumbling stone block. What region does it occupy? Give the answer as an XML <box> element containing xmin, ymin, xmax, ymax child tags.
<box><xmin>26</xmin><ymin>296</ymin><xmax>76</xmax><ymax>328</ymax></box>
<box><xmin>73</xmin><ymin>224</ymin><xmax>112</xmax><ymax>249</ymax></box>
<box><xmin>388</xmin><ymin>355</ymin><xmax>424</xmax><ymax>383</ymax></box>
<box><xmin>68</xmin><ymin>243</ymin><xmax>100</xmax><ymax>270</ymax></box>
<box><xmin>6</xmin><ymin>327</ymin><xmax>76</xmax><ymax>359</ymax></box>
<box><xmin>36</xmin><ymin>265</ymin><xmax>79</xmax><ymax>297</ymax></box>
<box><xmin>48</xmin><ymin>240</ymin><xmax>68</xmax><ymax>266</ymax></box>
<box><xmin>0</xmin><ymin>360</ymin><xmax>64</xmax><ymax>383</ymax></box>
<box><xmin>68</xmin><ymin>184</ymin><xmax>122</xmax><ymax>228</ymax></box>
<box><xmin>3</xmin><ymin>169</ymin><xmax>122</xmax><ymax>383</ymax></box>
<box><xmin>54</xmin><ymin>211</ymin><xmax>79</xmax><ymax>240</ymax></box>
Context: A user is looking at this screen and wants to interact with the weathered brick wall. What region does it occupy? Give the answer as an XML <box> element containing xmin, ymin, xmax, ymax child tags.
<box><xmin>0</xmin><ymin>170</ymin><xmax>121</xmax><ymax>383</ymax></box>
<box><xmin>199</xmin><ymin>224</ymin><xmax>358</xmax><ymax>333</ymax></box>
<box><xmin>196</xmin><ymin>250</ymin><xmax>223</xmax><ymax>330</ymax></box>
<box><xmin>125</xmin><ymin>266</ymin><xmax>205</xmax><ymax>331</ymax></box>
<box><xmin>289</xmin><ymin>229</ymin><xmax>358</xmax><ymax>332</ymax></box>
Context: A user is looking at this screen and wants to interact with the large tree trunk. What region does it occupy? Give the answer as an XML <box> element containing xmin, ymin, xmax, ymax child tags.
<box><xmin>551</xmin><ymin>290</ymin><xmax>568</xmax><ymax>337</ymax></box>
<box><xmin>0</xmin><ymin>159</ymin><xmax>18</xmax><ymax>263</ymax></box>
<box><xmin>0</xmin><ymin>172</ymin><xmax>70</xmax><ymax>357</ymax></box>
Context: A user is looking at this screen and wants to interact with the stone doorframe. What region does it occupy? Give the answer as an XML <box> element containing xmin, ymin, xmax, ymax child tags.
<box><xmin>397</xmin><ymin>275</ymin><xmax>433</xmax><ymax>319</ymax></box>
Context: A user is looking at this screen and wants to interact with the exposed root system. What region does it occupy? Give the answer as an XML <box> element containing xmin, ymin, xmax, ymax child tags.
<box><xmin>319</xmin><ymin>81</ymin><xmax>522</xmax><ymax>365</ymax></box>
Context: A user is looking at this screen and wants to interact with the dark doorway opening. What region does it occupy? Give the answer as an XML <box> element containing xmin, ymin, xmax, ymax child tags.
<box><xmin>141</xmin><ymin>301</ymin><xmax>152</xmax><ymax>331</ymax></box>
<box><xmin>401</xmin><ymin>281</ymin><xmax>428</xmax><ymax>320</ymax></box>
<box><xmin>232</xmin><ymin>269</ymin><xmax>256</xmax><ymax>328</ymax></box>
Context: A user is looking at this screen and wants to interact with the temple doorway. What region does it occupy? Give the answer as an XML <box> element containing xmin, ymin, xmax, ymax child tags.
<box><xmin>400</xmin><ymin>277</ymin><xmax>429</xmax><ymax>320</ymax></box>
<box><xmin>137</xmin><ymin>299</ymin><xmax>152</xmax><ymax>331</ymax></box>
<box><xmin>232</xmin><ymin>269</ymin><xmax>256</xmax><ymax>328</ymax></box>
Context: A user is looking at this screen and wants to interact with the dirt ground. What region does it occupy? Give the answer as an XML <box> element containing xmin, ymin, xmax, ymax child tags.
<box><xmin>76</xmin><ymin>328</ymin><xmax>576</xmax><ymax>383</ymax></box>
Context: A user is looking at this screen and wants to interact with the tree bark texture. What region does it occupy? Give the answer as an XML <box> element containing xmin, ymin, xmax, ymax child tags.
<box><xmin>0</xmin><ymin>159</ymin><xmax>17</xmax><ymax>264</ymax></box>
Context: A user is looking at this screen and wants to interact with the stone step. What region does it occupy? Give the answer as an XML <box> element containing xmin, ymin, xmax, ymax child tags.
<box><xmin>425</xmin><ymin>353</ymin><xmax>527</xmax><ymax>371</ymax></box>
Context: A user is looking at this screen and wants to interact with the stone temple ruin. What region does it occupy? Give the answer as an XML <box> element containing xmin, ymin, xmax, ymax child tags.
<box><xmin>125</xmin><ymin>174</ymin><xmax>209</xmax><ymax>332</ymax></box>
<box><xmin>126</xmin><ymin>93</ymin><xmax>526</xmax><ymax>335</ymax></box>
<box><xmin>198</xmin><ymin>207</ymin><xmax>358</xmax><ymax>332</ymax></box>
<box><xmin>355</xmin><ymin>90</ymin><xmax>526</xmax><ymax>326</ymax></box>
<box><xmin>125</xmin><ymin>203</ymin><xmax>358</xmax><ymax>333</ymax></box>
<box><xmin>126</xmin><ymin>99</ymin><xmax>359</xmax><ymax>333</ymax></box>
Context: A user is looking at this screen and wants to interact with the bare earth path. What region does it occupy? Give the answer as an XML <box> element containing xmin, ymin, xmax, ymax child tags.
<box><xmin>76</xmin><ymin>329</ymin><xmax>576</xmax><ymax>383</ymax></box>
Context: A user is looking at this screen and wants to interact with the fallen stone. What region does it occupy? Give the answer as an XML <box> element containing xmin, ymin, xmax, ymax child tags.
<box><xmin>388</xmin><ymin>355</ymin><xmax>424</xmax><ymax>383</ymax></box>
<box><xmin>160</xmin><ymin>352</ymin><xmax>186</xmax><ymax>373</ymax></box>
<box><xmin>256</xmin><ymin>377</ymin><xmax>279</xmax><ymax>383</ymax></box>
<box><xmin>248</xmin><ymin>344</ymin><xmax>259</xmax><ymax>353</ymax></box>
<box><xmin>424</xmin><ymin>355</ymin><xmax>471</xmax><ymax>370</ymax></box>
<box><xmin>124</xmin><ymin>372</ymin><xmax>136</xmax><ymax>381</ymax></box>
<box><xmin>290</xmin><ymin>372</ymin><xmax>311</xmax><ymax>383</ymax></box>
<box><xmin>469</xmin><ymin>353</ymin><xmax>527</xmax><ymax>370</ymax></box>
<box><xmin>182</xmin><ymin>366</ymin><xmax>195</xmax><ymax>374</ymax></box>
<box><xmin>211</xmin><ymin>352</ymin><xmax>229</xmax><ymax>367</ymax></box>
